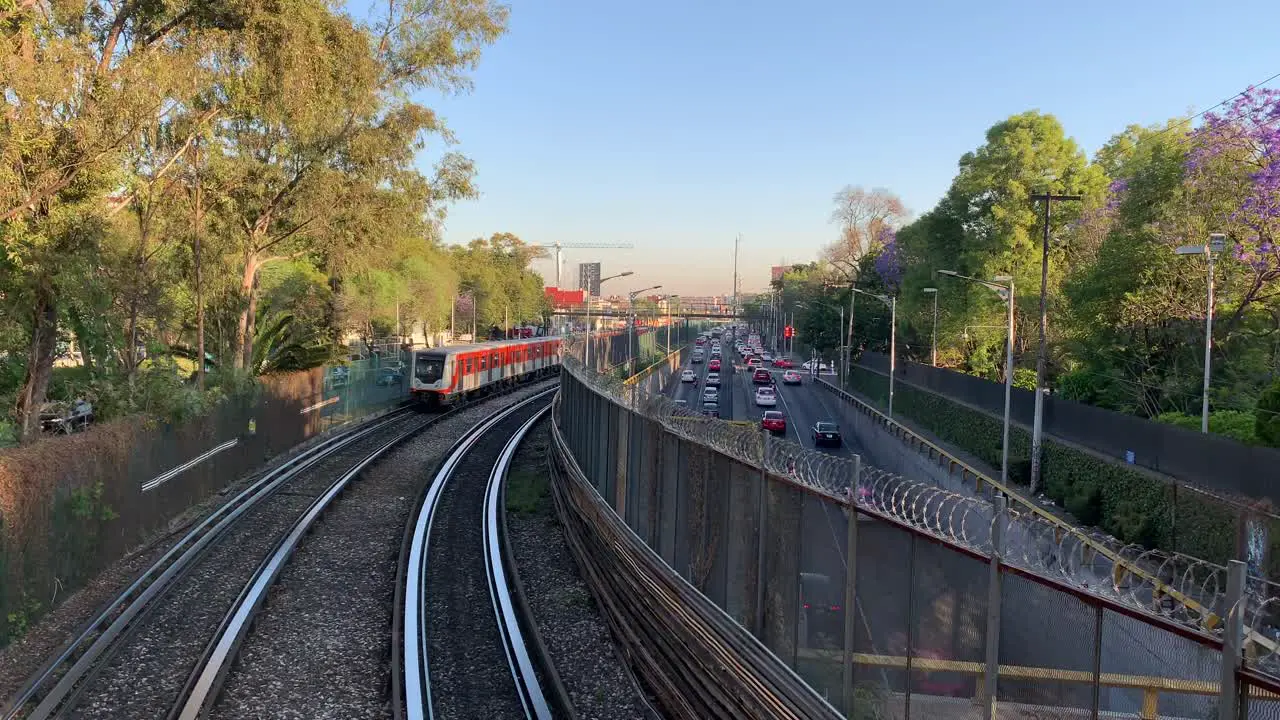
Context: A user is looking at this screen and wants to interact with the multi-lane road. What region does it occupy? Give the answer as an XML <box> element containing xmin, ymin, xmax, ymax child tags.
<box><xmin>669</xmin><ymin>333</ymin><xmax>858</xmax><ymax>460</ymax></box>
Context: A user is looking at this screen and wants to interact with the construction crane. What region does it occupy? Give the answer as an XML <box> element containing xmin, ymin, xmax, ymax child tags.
<box><xmin>537</xmin><ymin>241</ymin><xmax>635</xmax><ymax>289</ymax></box>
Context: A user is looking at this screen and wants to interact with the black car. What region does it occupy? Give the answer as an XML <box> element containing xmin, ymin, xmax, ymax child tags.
<box><xmin>812</xmin><ymin>421</ymin><xmax>842</xmax><ymax>447</ymax></box>
<box><xmin>800</xmin><ymin>572</ymin><xmax>843</xmax><ymax>648</ymax></box>
<box><xmin>375</xmin><ymin>367</ymin><xmax>404</xmax><ymax>386</ymax></box>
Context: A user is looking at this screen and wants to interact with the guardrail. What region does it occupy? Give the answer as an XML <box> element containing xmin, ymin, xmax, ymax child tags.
<box><xmin>547</xmin><ymin>394</ymin><xmax>841</xmax><ymax>719</ymax></box>
<box><xmin>813</xmin><ymin>378</ymin><xmax>1280</xmax><ymax>654</ymax></box>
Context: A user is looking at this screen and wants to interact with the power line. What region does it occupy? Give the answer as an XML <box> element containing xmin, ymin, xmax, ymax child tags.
<box><xmin>1146</xmin><ymin>70</ymin><xmax>1280</xmax><ymax>141</ymax></box>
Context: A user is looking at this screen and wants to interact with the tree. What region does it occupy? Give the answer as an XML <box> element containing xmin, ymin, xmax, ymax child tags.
<box><xmin>1183</xmin><ymin>87</ymin><xmax>1280</xmax><ymax>335</ymax></box>
<box><xmin>0</xmin><ymin>0</ymin><xmax>509</xmax><ymax>442</ymax></box>
<box><xmin>826</xmin><ymin>186</ymin><xmax>908</xmax><ymax>272</ymax></box>
<box><xmin>1</xmin><ymin>0</ymin><xmax>227</xmax><ymax>440</ymax></box>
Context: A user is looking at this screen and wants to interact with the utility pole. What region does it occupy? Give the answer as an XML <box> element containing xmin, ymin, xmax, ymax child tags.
<box><xmin>1029</xmin><ymin>192</ymin><xmax>1081</xmax><ymax>493</ymax></box>
<box><xmin>733</xmin><ymin>234</ymin><xmax>740</xmax><ymax>321</ymax></box>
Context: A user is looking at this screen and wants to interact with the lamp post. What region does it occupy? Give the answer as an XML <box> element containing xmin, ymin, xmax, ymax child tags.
<box><xmin>851</xmin><ymin>287</ymin><xmax>896</xmax><ymax>418</ymax></box>
<box><xmin>923</xmin><ymin>287</ymin><xmax>939</xmax><ymax>367</ymax></box>
<box><xmin>938</xmin><ymin>270</ymin><xmax>1015</xmax><ymax>485</ymax></box>
<box><xmin>587</xmin><ymin>271</ymin><xmax>633</xmax><ymax>369</ymax></box>
<box><xmin>661</xmin><ymin>294</ymin><xmax>679</xmax><ymax>353</ymax></box>
<box><xmin>628</xmin><ymin>284</ymin><xmax>662</xmax><ymax>374</ymax></box>
<box><xmin>1175</xmin><ymin>233</ymin><xmax>1227</xmax><ymax>433</ymax></box>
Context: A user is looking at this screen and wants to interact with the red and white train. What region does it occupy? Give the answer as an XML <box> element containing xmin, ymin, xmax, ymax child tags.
<box><xmin>409</xmin><ymin>336</ymin><xmax>563</xmax><ymax>404</ymax></box>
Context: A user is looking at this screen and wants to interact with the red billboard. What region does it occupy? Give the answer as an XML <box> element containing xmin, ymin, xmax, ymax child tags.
<box><xmin>544</xmin><ymin>287</ymin><xmax>586</xmax><ymax>306</ymax></box>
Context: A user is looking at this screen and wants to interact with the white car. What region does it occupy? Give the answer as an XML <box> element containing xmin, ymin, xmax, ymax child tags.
<box><xmin>705</xmin><ymin>372</ymin><xmax>720</xmax><ymax>386</ymax></box>
<box><xmin>691</xmin><ymin>352</ymin><xmax>704</xmax><ymax>364</ymax></box>
<box><xmin>702</xmin><ymin>386</ymin><xmax>720</xmax><ymax>403</ymax></box>
<box><xmin>681</xmin><ymin>369</ymin><xmax>696</xmax><ymax>383</ymax></box>
<box><xmin>762</xmin><ymin>352</ymin><xmax>774</xmax><ymax>363</ymax></box>
<box><xmin>802</xmin><ymin>360</ymin><xmax>831</xmax><ymax>372</ymax></box>
<box><xmin>754</xmin><ymin>386</ymin><xmax>777</xmax><ymax>407</ymax></box>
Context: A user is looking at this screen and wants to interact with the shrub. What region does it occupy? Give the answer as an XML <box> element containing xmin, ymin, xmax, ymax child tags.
<box><xmin>1156</xmin><ymin>410</ymin><xmax>1260</xmax><ymax>445</ymax></box>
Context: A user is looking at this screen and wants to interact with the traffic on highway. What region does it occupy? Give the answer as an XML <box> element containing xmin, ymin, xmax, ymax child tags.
<box><xmin>670</xmin><ymin>326</ymin><xmax>858</xmax><ymax>460</ymax></box>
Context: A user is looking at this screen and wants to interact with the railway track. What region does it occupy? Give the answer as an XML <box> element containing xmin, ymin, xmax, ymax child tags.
<box><xmin>396</xmin><ymin>388</ymin><xmax>565</xmax><ymax>720</ymax></box>
<box><xmin>3</xmin><ymin>381</ymin><xmax>555</xmax><ymax>720</ymax></box>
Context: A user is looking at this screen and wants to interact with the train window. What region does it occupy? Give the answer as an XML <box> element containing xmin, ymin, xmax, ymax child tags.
<box><xmin>492</xmin><ymin>352</ymin><xmax>500</xmax><ymax>366</ymax></box>
<box><xmin>414</xmin><ymin>354</ymin><xmax>444</xmax><ymax>384</ymax></box>
<box><xmin>480</xmin><ymin>356</ymin><xmax>487</xmax><ymax>370</ymax></box>
<box><xmin>465</xmin><ymin>358</ymin><xmax>473</xmax><ymax>374</ymax></box>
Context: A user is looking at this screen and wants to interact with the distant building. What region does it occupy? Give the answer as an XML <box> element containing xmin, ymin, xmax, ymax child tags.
<box><xmin>771</xmin><ymin>265</ymin><xmax>793</xmax><ymax>283</ymax></box>
<box><xmin>578</xmin><ymin>262</ymin><xmax>602</xmax><ymax>296</ymax></box>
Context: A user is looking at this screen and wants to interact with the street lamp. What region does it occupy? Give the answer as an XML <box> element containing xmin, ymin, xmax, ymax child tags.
<box><xmin>628</xmin><ymin>284</ymin><xmax>663</xmax><ymax>374</ymax></box>
<box><xmin>1174</xmin><ymin>233</ymin><xmax>1227</xmax><ymax>433</ymax></box>
<box><xmin>851</xmin><ymin>287</ymin><xmax>896</xmax><ymax>418</ymax></box>
<box><xmin>586</xmin><ymin>271</ymin><xmax>633</xmax><ymax>369</ymax></box>
<box><xmin>662</xmin><ymin>295</ymin><xmax>680</xmax><ymax>354</ymax></box>
<box><xmin>922</xmin><ymin>288</ymin><xmax>939</xmax><ymax>367</ymax></box>
<box><xmin>938</xmin><ymin>270</ymin><xmax>1014</xmax><ymax>485</ymax></box>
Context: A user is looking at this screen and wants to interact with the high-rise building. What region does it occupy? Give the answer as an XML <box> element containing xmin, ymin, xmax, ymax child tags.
<box><xmin>578</xmin><ymin>262</ymin><xmax>602</xmax><ymax>296</ymax></box>
<box><xmin>771</xmin><ymin>265</ymin><xmax>793</xmax><ymax>283</ymax></box>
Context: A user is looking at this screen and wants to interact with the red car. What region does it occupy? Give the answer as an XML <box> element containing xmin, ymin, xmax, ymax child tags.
<box><xmin>695</xmin><ymin>337</ymin><xmax>705</xmax><ymax>346</ymax></box>
<box><xmin>773</xmin><ymin>358</ymin><xmax>795</xmax><ymax>369</ymax></box>
<box><xmin>752</xmin><ymin>368</ymin><xmax>771</xmax><ymax>384</ymax></box>
<box><xmin>708</xmin><ymin>358</ymin><xmax>721</xmax><ymax>371</ymax></box>
<box><xmin>761</xmin><ymin>410</ymin><xmax>786</xmax><ymax>434</ymax></box>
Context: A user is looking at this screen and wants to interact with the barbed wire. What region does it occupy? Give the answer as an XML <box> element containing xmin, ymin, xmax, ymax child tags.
<box><xmin>559</xmin><ymin>339</ymin><xmax>1280</xmax><ymax>673</ymax></box>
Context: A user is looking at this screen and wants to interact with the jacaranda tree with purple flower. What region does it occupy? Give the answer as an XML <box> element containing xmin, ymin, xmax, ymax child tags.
<box><xmin>873</xmin><ymin>227</ymin><xmax>903</xmax><ymax>292</ymax></box>
<box><xmin>1186</xmin><ymin>86</ymin><xmax>1280</xmax><ymax>331</ymax></box>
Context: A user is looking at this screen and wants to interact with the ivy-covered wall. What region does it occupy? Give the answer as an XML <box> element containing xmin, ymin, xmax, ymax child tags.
<box><xmin>846</xmin><ymin>365</ymin><xmax>1249</xmax><ymax>571</ymax></box>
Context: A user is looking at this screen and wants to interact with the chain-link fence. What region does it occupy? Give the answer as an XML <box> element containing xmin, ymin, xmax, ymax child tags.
<box><xmin>555</xmin><ymin>345</ymin><xmax>1280</xmax><ymax>719</ymax></box>
<box><xmin>0</xmin><ymin>353</ymin><xmax>412</xmax><ymax>647</ymax></box>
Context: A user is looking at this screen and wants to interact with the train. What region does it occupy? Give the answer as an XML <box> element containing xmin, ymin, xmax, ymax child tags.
<box><xmin>409</xmin><ymin>336</ymin><xmax>564</xmax><ymax>404</ymax></box>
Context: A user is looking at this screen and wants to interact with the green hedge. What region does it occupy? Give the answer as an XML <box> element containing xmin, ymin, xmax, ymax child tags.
<box><xmin>846</xmin><ymin>365</ymin><xmax>1245</xmax><ymax>569</ymax></box>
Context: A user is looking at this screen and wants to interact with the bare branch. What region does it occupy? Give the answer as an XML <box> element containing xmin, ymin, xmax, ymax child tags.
<box><xmin>105</xmin><ymin>109</ymin><xmax>219</xmax><ymax>218</ymax></box>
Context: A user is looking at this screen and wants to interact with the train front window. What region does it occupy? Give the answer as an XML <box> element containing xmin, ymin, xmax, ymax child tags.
<box><xmin>415</xmin><ymin>355</ymin><xmax>444</xmax><ymax>384</ymax></box>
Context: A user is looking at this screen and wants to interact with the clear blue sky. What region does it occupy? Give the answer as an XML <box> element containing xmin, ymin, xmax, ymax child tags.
<box><xmin>415</xmin><ymin>0</ymin><xmax>1279</xmax><ymax>297</ymax></box>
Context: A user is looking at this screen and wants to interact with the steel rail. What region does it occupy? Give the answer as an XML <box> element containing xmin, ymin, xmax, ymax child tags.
<box><xmin>168</xmin><ymin>410</ymin><xmax>437</xmax><ymax>719</ymax></box>
<box><xmin>484</xmin><ymin>405</ymin><xmax>557</xmax><ymax>720</ymax></box>
<box><xmin>400</xmin><ymin>387</ymin><xmax>556</xmax><ymax>720</ymax></box>
<box><xmin>5</xmin><ymin>406</ymin><xmax>417</xmax><ymax>720</ymax></box>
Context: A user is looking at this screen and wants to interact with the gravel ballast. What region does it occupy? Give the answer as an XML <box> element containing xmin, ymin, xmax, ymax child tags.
<box><xmin>209</xmin><ymin>382</ymin><xmax>554</xmax><ymax>720</ymax></box>
<box><xmin>0</xmin><ymin>405</ymin><xmax>406</xmax><ymax>702</ymax></box>
<box><xmin>506</xmin><ymin>422</ymin><xmax>660</xmax><ymax>720</ymax></box>
<box><xmin>70</xmin><ymin>413</ymin><xmax>429</xmax><ymax>719</ymax></box>
<box><xmin>419</xmin><ymin>397</ymin><xmax>552</xmax><ymax>720</ymax></box>
<box><xmin>14</xmin><ymin>382</ymin><xmax>550</xmax><ymax>719</ymax></box>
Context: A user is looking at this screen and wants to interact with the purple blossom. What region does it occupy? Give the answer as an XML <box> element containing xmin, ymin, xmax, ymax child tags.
<box><xmin>873</xmin><ymin>227</ymin><xmax>902</xmax><ymax>291</ymax></box>
<box><xmin>1186</xmin><ymin>87</ymin><xmax>1280</xmax><ymax>275</ymax></box>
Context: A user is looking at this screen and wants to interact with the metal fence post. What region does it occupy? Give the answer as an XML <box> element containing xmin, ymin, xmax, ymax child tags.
<box><xmin>982</xmin><ymin>494</ymin><xmax>1007</xmax><ymax>720</ymax></box>
<box><xmin>842</xmin><ymin>454</ymin><xmax>861</xmax><ymax>718</ymax></box>
<box><xmin>755</xmin><ymin>429</ymin><xmax>770</xmax><ymax>638</ymax></box>
<box><xmin>1219</xmin><ymin>560</ymin><xmax>1246</xmax><ymax>720</ymax></box>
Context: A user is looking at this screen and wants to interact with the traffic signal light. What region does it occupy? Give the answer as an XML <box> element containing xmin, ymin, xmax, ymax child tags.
<box><xmin>784</xmin><ymin>325</ymin><xmax>794</xmax><ymax>338</ymax></box>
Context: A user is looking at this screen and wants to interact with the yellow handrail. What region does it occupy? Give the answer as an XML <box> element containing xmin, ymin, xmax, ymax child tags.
<box><xmin>624</xmin><ymin>345</ymin><xmax>684</xmax><ymax>386</ymax></box>
<box><xmin>798</xmin><ymin>648</ymin><xmax>1276</xmax><ymax>719</ymax></box>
